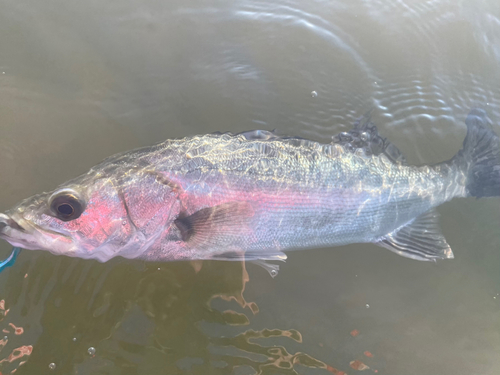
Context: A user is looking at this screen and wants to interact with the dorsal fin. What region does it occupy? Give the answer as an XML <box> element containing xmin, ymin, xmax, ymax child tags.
<box><xmin>238</xmin><ymin>129</ymin><xmax>279</xmax><ymax>141</ymax></box>
<box><xmin>332</xmin><ymin>113</ymin><xmax>407</xmax><ymax>165</ymax></box>
<box><xmin>232</xmin><ymin>112</ymin><xmax>407</xmax><ymax>164</ymax></box>
<box><xmin>236</xmin><ymin>129</ymin><xmax>317</xmax><ymax>150</ymax></box>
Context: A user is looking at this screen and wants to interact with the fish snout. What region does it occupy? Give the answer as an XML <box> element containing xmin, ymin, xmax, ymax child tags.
<box><xmin>0</xmin><ymin>212</ymin><xmax>44</xmax><ymax>251</ymax></box>
<box><xmin>0</xmin><ymin>214</ymin><xmax>7</xmax><ymax>232</ymax></box>
<box><xmin>0</xmin><ymin>213</ymin><xmax>12</xmax><ymax>233</ymax></box>
<box><xmin>0</xmin><ymin>213</ymin><xmax>25</xmax><ymax>234</ymax></box>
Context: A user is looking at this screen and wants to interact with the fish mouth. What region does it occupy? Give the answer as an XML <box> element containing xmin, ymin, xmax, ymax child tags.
<box><xmin>0</xmin><ymin>212</ymin><xmax>70</xmax><ymax>251</ymax></box>
<box><xmin>0</xmin><ymin>212</ymin><xmax>36</xmax><ymax>249</ymax></box>
<box><xmin>0</xmin><ymin>213</ymin><xmax>25</xmax><ymax>233</ymax></box>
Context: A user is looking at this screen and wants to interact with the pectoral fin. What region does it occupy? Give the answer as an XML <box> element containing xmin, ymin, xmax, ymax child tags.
<box><xmin>375</xmin><ymin>209</ymin><xmax>454</xmax><ymax>261</ymax></box>
<box><xmin>174</xmin><ymin>201</ymin><xmax>254</xmax><ymax>248</ymax></box>
<box><xmin>175</xmin><ymin>202</ymin><xmax>287</xmax><ymax>277</ymax></box>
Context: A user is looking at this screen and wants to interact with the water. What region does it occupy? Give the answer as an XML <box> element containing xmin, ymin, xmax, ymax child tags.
<box><xmin>0</xmin><ymin>0</ymin><xmax>499</xmax><ymax>373</ymax></box>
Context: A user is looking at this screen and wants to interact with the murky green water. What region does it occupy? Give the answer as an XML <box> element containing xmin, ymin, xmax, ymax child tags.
<box><xmin>0</xmin><ymin>0</ymin><xmax>499</xmax><ymax>374</ymax></box>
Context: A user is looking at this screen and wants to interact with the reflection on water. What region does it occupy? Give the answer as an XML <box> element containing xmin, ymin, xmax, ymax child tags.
<box><xmin>0</xmin><ymin>256</ymin><xmax>344</xmax><ymax>374</ymax></box>
<box><xmin>0</xmin><ymin>299</ymin><xmax>32</xmax><ymax>373</ymax></box>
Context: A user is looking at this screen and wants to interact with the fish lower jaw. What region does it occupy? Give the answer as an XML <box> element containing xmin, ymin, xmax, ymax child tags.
<box><xmin>0</xmin><ymin>230</ymin><xmax>42</xmax><ymax>251</ymax></box>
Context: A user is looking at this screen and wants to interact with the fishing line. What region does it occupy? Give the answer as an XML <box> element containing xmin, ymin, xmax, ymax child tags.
<box><xmin>0</xmin><ymin>247</ymin><xmax>20</xmax><ymax>272</ymax></box>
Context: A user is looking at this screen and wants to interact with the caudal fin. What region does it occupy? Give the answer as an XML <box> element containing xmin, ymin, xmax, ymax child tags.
<box><xmin>453</xmin><ymin>108</ymin><xmax>500</xmax><ymax>198</ymax></box>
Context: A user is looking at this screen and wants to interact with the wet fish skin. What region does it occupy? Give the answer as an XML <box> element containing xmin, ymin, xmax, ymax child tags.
<box><xmin>0</xmin><ymin>109</ymin><xmax>498</xmax><ymax>265</ymax></box>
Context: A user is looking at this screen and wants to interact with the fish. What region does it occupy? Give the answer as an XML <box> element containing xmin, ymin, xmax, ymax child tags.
<box><xmin>0</xmin><ymin>108</ymin><xmax>499</xmax><ymax>274</ymax></box>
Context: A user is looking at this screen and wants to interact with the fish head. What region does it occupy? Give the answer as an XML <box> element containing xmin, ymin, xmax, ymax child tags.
<box><xmin>0</xmin><ymin>173</ymin><xmax>160</xmax><ymax>262</ymax></box>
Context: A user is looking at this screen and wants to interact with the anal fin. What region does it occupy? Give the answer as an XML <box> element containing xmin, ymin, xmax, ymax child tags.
<box><xmin>375</xmin><ymin>209</ymin><xmax>454</xmax><ymax>261</ymax></box>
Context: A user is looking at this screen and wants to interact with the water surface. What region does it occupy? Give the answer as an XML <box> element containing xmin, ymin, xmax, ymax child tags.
<box><xmin>0</xmin><ymin>0</ymin><xmax>499</xmax><ymax>374</ymax></box>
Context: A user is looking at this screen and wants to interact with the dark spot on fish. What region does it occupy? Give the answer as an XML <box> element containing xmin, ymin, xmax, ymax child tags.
<box><xmin>174</xmin><ymin>212</ymin><xmax>194</xmax><ymax>242</ymax></box>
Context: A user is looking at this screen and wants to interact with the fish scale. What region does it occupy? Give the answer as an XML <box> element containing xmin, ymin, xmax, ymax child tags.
<box><xmin>0</xmin><ymin>109</ymin><xmax>498</xmax><ymax>271</ymax></box>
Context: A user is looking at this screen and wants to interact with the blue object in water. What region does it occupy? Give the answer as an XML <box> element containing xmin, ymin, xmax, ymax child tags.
<box><xmin>0</xmin><ymin>247</ymin><xmax>20</xmax><ymax>273</ymax></box>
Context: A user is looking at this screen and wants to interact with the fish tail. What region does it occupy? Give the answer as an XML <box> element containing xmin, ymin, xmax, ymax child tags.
<box><xmin>453</xmin><ymin>108</ymin><xmax>500</xmax><ymax>198</ymax></box>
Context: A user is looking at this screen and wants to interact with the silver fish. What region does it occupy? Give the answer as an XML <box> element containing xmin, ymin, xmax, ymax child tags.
<box><xmin>0</xmin><ymin>109</ymin><xmax>499</xmax><ymax>273</ymax></box>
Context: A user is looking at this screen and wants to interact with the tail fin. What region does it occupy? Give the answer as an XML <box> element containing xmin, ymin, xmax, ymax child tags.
<box><xmin>453</xmin><ymin>108</ymin><xmax>500</xmax><ymax>198</ymax></box>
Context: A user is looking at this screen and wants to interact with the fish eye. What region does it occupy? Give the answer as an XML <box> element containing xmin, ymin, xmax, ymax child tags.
<box><xmin>57</xmin><ymin>203</ymin><xmax>74</xmax><ymax>216</ymax></box>
<box><xmin>49</xmin><ymin>190</ymin><xmax>85</xmax><ymax>221</ymax></box>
